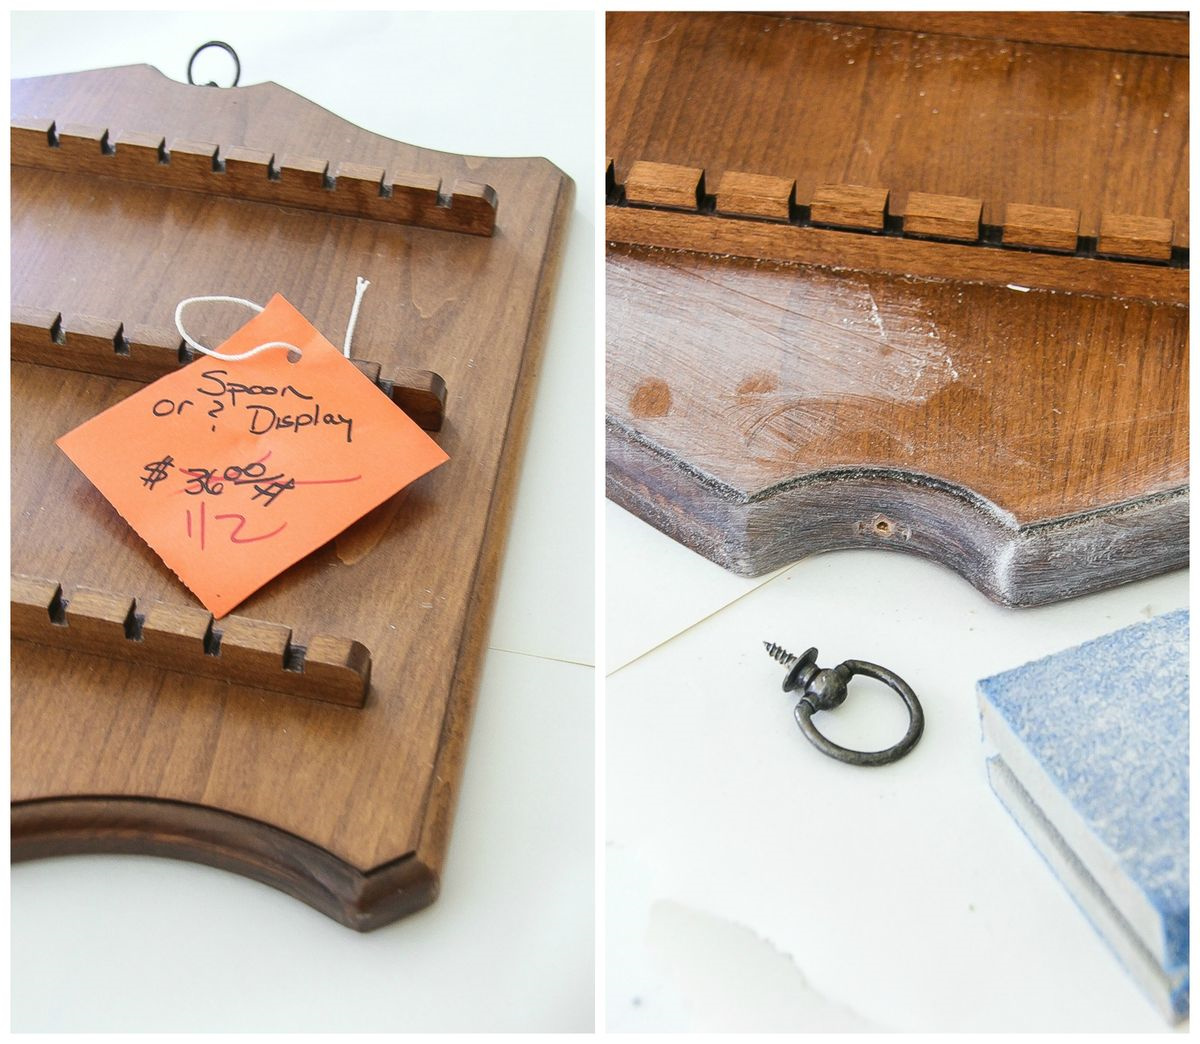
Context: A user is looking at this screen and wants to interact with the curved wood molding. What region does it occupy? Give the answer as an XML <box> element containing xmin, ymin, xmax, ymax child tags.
<box><xmin>12</xmin><ymin>798</ymin><xmax>434</xmax><ymax>931</ymax></box>
<box><xmin>609</xmin><ymin>417</ymin><xmax>1187</xmax><ymax>606</ymax></box>
<box><xmin>606</xmin><ymin>240</ymin><xmax>1188</xmax><ymax>606</ymax></box>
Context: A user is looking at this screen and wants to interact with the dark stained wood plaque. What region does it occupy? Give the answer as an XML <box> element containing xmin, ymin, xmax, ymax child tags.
<box><xmin>606</xmin><ymin>11</ymin><xmax>1188</xmax><ymax>605</ymax></box>
<box><xmin>11</xmin><ymin>65</ymin><xmax>572</xmax><ymax>928</ymax></box>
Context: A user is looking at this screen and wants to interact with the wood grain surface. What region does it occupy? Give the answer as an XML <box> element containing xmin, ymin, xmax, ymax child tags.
<box><xmin>715</xmin><ymin>171</ymin><xmax>794</xmax><ymax>222</ymax></box>
<box><xmin>810</xmin><ymin>184</ymin><xmax>889</xmax><ymax>230</ymax></box>
<box><xmin>783</xmin><ymin>12</ymin><xmax>1189</xmax><ymax>58</ymax></box>
<box><xmin>607</xmin><ymin>12</ymin><xmax>1189</xmax><ymax>604</ymax></box>
<box><xmin>607</xmin><ymin>12</ymin><xmax>1188</xmax><ymax>245</ymax></box>
<box><xmin>1098</xmin><ymin>213</ymin><xmax>1176</xmax><ymax>261</ymax></box>
<box><xmin>624</xmin><ymin>159</ymin><xmax>703</xmax><ymax>210</ymax></box>
<box><xmin>1002</xmin><ymin>203</ymin><xmax>1081</xmax><ymax>252</ymax></box>
<box><xmin>903</xmin><ymin>191</ymin><xmax>982</xmax><ymax>241</ymax></box>
<box><xmin>606</xmin><ymin>244</ymin><xmax>1188</xmax><ymax>603</ymax></box>
<box><xmin>11</xmin><ymin>65</ymin><xmax>572</xmax><ymax>928</ymax></box>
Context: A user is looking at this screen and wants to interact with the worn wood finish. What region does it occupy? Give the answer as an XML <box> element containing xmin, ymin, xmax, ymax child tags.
<box><xmin>11</xmin><ymin>65</ymin><xmax>572</xmax><ymax>928</ymax></box>
<box><xmin>607</xmin><ymin>12</ymin><xmax>1188</xmax><ymax>600</ymax></box>
<box><xmin>606</xmin><ymin>243</ymin><xmax>1188</xmax><ymax>603</ymax></box>
<box><xmin>10</xmin><ymin>308</ymin><xmax>447</xmax><ymax>432</ymax></box>
<box><xmin>11</xmin><ymin>116</ymin><xmax>497</xmax><ymax>236</ymax></box>
<box><xmin>608</xmin><ymin>424</ymin><xmax>1187</xmax><ymax>608</ymax></box>
<box><xmin>607</xmin><ymin>12</ymin><xmax>1188</xmax><ymax>245</ymax></box>
<box><xmin>12</xmin><ymin>575</ymin><xmax>371</xmax><ymax>708</ymax></box>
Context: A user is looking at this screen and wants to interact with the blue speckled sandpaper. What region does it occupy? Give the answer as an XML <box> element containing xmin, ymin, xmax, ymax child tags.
<box><xmin>978</xmin><ymin>609</ymin><xmax>1188</xmax><ymax>1021</ymax></box>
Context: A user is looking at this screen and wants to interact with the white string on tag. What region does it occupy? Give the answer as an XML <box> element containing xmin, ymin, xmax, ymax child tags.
<box><xmin>175</xmin><ymin>296</ymin><xmax>300</xmax><ymax>362</ymax></box>
<box><xmin>342</xmin><ymin>277</ymin><xmax>371</xmax><ymax>359</ymax></box>
<box><xmin>175</xmin><ymin>278</ymin><xmax>371</xmax><ymax>363</ymax></box>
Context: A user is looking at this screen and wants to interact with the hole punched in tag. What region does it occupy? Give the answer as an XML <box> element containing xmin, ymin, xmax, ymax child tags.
<box><xmin>762</xmin><ymin>642</ymin><xmax>924</xmax><ymax>766</ymax></box>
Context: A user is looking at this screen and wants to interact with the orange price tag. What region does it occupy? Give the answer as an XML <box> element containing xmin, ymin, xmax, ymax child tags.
<box><xmin>57</xmin><ymin>294</ymin><xmax>449</xmax><ymax>617</ymax></box>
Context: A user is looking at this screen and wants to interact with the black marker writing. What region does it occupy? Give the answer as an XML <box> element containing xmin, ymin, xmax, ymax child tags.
<box><xmin>152</xmin><ymin>398</ymin><xmax>193</xmax><ymax>417</ymax></box>
<box><xmin>141</xmin><ymin>455</ymin><xmax>175</xmax><ymax>489</ymax></box>
<box><xmin>245</xmin><ymin>403</ymin><xmax>354</xmax><ymax>444</ymax></box>
<box><xmin>251</xmin><ymin>478</ymin><xmax>296</xmax><ymax>506</ymax></box>
<box><xmin>196</xmin><ymin>369</ymin><xmax>314</xmax><ymax>407</ymax></box>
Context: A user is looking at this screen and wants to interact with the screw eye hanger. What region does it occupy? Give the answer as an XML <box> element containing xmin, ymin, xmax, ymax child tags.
<box><xmin>187</xmin><ymin>41</ymin><xmax>241</xmax><ymax>88</ymax></box>
<box><xmin>763</xmin><ymin>643</ymin><xmax>924</xmax><ymax>766</ymax></box>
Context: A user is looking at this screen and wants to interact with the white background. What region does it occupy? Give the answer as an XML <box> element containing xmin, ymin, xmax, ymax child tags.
<box><xmin>607</xmin><ymin>502</ymin><xmax>1188</xmax><ymax>1032</ymax></box>
<box><xmin>9</xmin><ymin>10</ymin><xmax>595</xmax><ymax>1033</ymax></box>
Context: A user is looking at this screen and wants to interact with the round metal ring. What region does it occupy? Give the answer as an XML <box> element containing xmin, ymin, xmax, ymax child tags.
<box><xmin>793</xmin><ymin>659</ymin><xmax>923</xmax><ymax>766</ymax></box>
<box><xmin>187</xmin><ymin>41</ymin><xmax>241</xmax><ymax>88</ymax></box>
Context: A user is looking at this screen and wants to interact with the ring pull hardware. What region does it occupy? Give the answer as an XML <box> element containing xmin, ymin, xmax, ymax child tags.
<box><xmin>763</xmin><ymin>643</ymin><xmax>924</xmax><ymax>766</ymax></box>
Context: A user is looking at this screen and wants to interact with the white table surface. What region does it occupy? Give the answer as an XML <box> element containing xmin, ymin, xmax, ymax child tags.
<box><xmin>9</xmin><ymin>11</ymin><xmax>595</xmax><ymax>1033</ymax></box>
<box><xmin>606</xmin><ymin>501</ymin><xmax>1188</xmax><ymax>1032</ymax></box>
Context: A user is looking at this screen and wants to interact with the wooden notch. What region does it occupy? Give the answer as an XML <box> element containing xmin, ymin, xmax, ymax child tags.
<box><xmin>1097</xmin><ymin>214</ymin><xmax>1175</xmax><ymax>261</ymax></box>
<box><xmin>10</xmin><ymin>118</ymin><xmax>497</xmax><ymax>236</ymax></box>
<box><xmin>11</xmin><ymin>575</ymin><xmax>371</xmax><ymax>708</ymax></box>
<box><xmin>336</xmin><ymin>160</ymin><xmax>417</xmax><ymax>211</ymax></box>
<box><xmin>1002</xmin><ymin>203</ymin><xmax>1081</xmax><ymax>252</ymax></box>
<box><xmin>902</xmin><ymin>191</ymin><xmax>982</xmax><ymax>241</ymax></box>
<box><xmin>715</xmin><ymin>171</ymin><xmax>795</xmax><ymax>221</ymax></box>
<box><xmin>624</xmin><ymin>160</ymin><xmax>705</xmax><ymax>211</ymax></box>
<box><xmin>10</xmin><ymin>308</ymin><xmax>448</xmax><ymax>432</ymax></box>
<box><xmin>108</xmin><ymin>129</ymin><xmax>168</xmax><ymax>172</ymax></box>
<box><xmin>810</xmin><ymin>184</ymin><xmax>890</xmax><ymax>230</ymax></box>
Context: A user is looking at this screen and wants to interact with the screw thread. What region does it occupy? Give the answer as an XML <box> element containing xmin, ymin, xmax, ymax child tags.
<box><xmin>763</xmin><ymin>641</ymin><xmax>798</xmax><ymax>669</ymax></box>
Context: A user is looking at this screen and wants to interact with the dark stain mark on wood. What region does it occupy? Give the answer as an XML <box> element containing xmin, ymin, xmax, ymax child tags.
<box><xmin>631</xmin><ymin>378</ymin><xmax>672</xmax><ymax>417</ymax></box>
<box><xmin>737</xmin><ymin>372</ymin><xmax>778</xmax><ymax>397</ymax></box>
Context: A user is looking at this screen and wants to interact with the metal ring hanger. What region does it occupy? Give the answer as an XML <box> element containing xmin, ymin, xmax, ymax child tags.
<box><xmin>764</xmin><ymin>644</ymin><xmax>924</xmax><ymax>766</ymax></box>
<box><xmin>187</xmin><ymin>41</ymin><xmax>241</xmax><ymax>88</ymax></box>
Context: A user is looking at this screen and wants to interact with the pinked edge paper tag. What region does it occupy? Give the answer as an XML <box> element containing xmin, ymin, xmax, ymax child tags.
<box><xmin>56</xmin><ymin>294</ymin><xmax>449</xmax><ymax>617</ymax></box>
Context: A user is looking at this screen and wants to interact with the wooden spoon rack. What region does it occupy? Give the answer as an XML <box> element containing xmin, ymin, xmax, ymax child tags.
<box><xmin>11</xmin><ymin>64</ymin><xmax>571</xmax><ymax>929</ymax></box>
